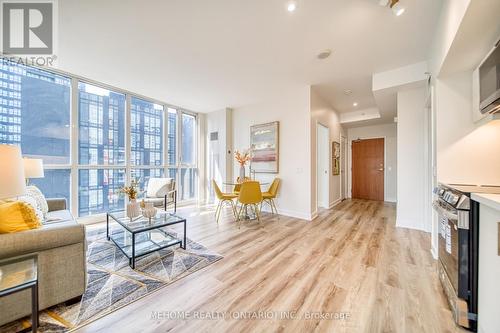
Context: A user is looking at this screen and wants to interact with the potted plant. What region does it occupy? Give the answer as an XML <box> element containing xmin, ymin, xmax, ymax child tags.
<box><xmin>235</xmin><ymin>149</ymin><xmax>252</xmax><ymax>181</ymax></box>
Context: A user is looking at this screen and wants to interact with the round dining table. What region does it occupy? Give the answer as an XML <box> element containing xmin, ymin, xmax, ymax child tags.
<box><xmin>222</xmin><ymin>181</ymin><xmax>270</xmax><ymax>220</ymax></box>
<box><xmin>223</xmin><ymin>181</ymin><xmax>270</xmax><ymax>186</ymax></box>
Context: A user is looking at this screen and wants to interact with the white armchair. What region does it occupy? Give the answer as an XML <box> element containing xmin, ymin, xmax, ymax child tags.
<box><xmin>143</xmin><ymin>178</ymin><xmax>177</xmax><ymax>212</ymax></box>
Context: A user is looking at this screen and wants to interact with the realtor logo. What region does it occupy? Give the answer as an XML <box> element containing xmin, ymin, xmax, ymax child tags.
<box><xmin>1</xmin><ymin>0</ymin><xmax>55</xmax><ymax>55</ymax></box>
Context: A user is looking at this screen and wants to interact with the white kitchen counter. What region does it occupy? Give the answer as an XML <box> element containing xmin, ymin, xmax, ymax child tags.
<box><xmin>473</xmin><ymin>193</ymin><xmax>500</xmax><ymax>333</ymax></box>
<box><xmin>471</xmin><ymin>193</ymin><xmax>500</xmax><ymax>211</ymax></box>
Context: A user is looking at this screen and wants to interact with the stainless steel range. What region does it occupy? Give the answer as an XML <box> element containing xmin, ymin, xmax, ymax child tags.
<box><xmin>433</xmin><ymin>183</ymin><xmax>500</xmax><ymax>331</ymax></box>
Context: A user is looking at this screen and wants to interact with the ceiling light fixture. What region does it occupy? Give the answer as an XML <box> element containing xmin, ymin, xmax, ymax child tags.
<box><xmin>380</xmin><ymin>0</ymin><xmax>406</xmax><ymax>16</ymax></box>
<box><xmin>344</xmin><ymin>90</ymin><xmax>353</xmax><ymax>95</ymax></box>
<box><xmin>287</xmin><ymin>1</ymin><xmax>297</xmax><ymax>12</ymax></box>
<box><xmin>317</xmin><ymin>49</ymin><xmax>332</xmax><ymax>60</ymax></box>
<box><xmin>391</xmin><ymin>2</ymin><xmax>405</xmax><ymax>16</ymax></box>
<box><xmin>353</xmin><ymin>102</ymin><xmax>358</xmax><ymax>107</ymax></box>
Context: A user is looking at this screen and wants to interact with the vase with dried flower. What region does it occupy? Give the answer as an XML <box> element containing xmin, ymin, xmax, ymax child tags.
<box><xmin>235</xmin><ymin>149</ymin><xmax>252</xmax><ymax>181</ymax></box>
<box><xmin>120</xmin><ymin>179</ymin><xmax>141</xmax><ymax>220</ymax></box>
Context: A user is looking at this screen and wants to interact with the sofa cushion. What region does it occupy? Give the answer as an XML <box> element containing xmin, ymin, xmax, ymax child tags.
<box><xmin>26</xmin><ymin>185</ymin><xmax>49</xmax><ymax>219</ymax></box>
<box><xmin>0</xmin><ymin>201</ymin><xmax>42</xmax><ymax>234</ymax></box>
<box><xmin>143</xmin><ymin>197</ymin><xmax>165</xmax><ymax>207</ymax></box>
<box><xmin>0</xmin><ymin>220</ymin><xmax>85</xmax><ymax>258</ymax></box>
<box><xmin>46</xmin><ymin>210</ymin><xmax>74</xmax><ymax>224</ymax></box>
<box><xmin>146</xmin><ymin>178</ymin><xmax>173</xmax><ymax>198</ymax></box>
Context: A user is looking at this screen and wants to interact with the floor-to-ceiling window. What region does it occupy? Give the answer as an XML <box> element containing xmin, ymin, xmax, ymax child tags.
<box><xmin>78</xmin><ymin>82</ymin><xmax>126</xmax><ymax>216</ymax></box>
<box><xmin>180</xmin><ymin>112</ymin><xmax>197</xmax><ymax>200</ymax></box>
<box><xmin>0</xmin><ymin>58</ymin><xmax>198</xmax><ymax>217</ymax></box>
<box><xmin>166</xmin><ymin>108</ymin><xmax>178</xmax><ymax>181</ymax></box>
<box><xmin>130</xmin><ymin>97</ymin><xmax>164</xmax><ymax>191</ymax></box>
<box><xmin>0</xmin><ymin>60</ymin><xmax>71</xmax><ymax>204</ymax></box>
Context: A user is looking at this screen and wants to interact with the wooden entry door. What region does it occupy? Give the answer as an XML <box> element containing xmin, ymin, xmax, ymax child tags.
<box><xmin>352</xmin><ymin>138</ymin><xmax>384</xmax><ymax>201</ymax></box>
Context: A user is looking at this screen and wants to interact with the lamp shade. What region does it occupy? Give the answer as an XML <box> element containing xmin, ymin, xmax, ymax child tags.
<box><xmin>23</xmin><ymin>158</ymin><xmax>45</xmax><ymax>179</ymax></box>
<box><xmin>0</xmin><ymin>145</ymin><xmax>26</xmax><ymax>199</ymax></box>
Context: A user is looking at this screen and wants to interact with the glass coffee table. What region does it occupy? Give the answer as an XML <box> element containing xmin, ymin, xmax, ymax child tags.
<box><xmin>106</xmin><ymin>211</ymin><xmax>187</xmax><ymax>269</ymax></box>
<box><xmin>0</xmin><ymin>254</ymin><xmax>38</xmax><ymax>332</ymax></box>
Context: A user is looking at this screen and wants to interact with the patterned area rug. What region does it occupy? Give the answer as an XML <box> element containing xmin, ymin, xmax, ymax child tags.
<box><xmin>0</xmin><ymin>225</ymin><xmax>222</xmax><ymax>332</ymax></box>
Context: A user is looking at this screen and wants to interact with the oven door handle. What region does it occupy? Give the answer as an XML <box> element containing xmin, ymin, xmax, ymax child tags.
<box><xmin>432</xmin><ymin>202</ymin><xmax>458</xmax><ymax>221</ymax></box>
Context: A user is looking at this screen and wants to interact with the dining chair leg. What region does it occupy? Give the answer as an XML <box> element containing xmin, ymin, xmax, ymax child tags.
<box><xmin>271</xmin><ymin>199</ymin><xmax>278</xmax><ymax>215</ymax></box>
<box><xmin>254</xmin><ymin>204</ymin><xmax>261</xmax><ymax>222</ymax></box>
<box><xmin>215</xmin><ymin>201</ymin><xmax>221</xmax><ymax>222</ymax></box>
<box><xmin>268</xmin><ymin>199</ymin><xmax>274</xmax><ymax>214</ymax></box>
<box><xmin>238</xmin><ymin>204</ymin><xmax>245</xmax><ymax>228</ymax></box>
<box><xmin>230</xmin><ymin>200</ymin><xmax>237</xmax><ymax>219</ymax></box>
<box><xmin>216</xmin><ymin>201</ymin><xmax>224</xmax><ymax>223</ymax></box>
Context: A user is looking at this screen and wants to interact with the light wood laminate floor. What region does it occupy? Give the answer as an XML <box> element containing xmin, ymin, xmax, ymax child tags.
<box><xmin>77</xmin><ymin>199</ymin><xmax>465</xmax><ymax>333</ymax></box>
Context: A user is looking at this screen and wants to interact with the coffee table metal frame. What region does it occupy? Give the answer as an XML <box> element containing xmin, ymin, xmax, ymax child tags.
<box><xmin>106</xmin><ymin>212</ymin><xmax>186</xmax><ymax>269</ymax></box>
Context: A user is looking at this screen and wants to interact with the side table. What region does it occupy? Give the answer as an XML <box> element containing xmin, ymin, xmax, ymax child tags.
<box><xmin>0</xmin><ymin>254</ymin><xmax>39</xmax><ymax>332</ymax></box>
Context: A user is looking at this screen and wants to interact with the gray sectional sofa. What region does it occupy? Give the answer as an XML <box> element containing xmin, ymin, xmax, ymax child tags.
<box><xmin>0</xmin><ymin>198</ymin><xmax>87</xmax><ymax>326</ymax></box>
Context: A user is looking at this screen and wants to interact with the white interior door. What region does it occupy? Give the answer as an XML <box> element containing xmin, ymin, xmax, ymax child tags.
<box><xmin>317</xmin><ymin>124</ymin><xmax>329</xmax><ymax>208</ymax></box>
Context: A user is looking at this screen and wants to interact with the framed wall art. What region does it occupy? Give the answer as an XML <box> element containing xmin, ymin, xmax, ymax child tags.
<box><xmin>332</xmin><ymin>141</ymin><xmax>340</xmax><ymax>176</ymax></box>
<box><xmin>250</xmin><ymin>121</ymin><xmax>279</xmax><ymax>173</ymax></box>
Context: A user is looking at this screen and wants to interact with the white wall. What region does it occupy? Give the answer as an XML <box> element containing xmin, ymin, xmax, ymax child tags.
<box><xmin>347</xmin><ymin>123</ymin><xmax>398</xmax><ymax>203</ymax></box>
<box><xmin>206</xmin><ymin>108</ymin><xmax>233</xmax><ymax>202</ymax></box>
<box><xmin>428</xmin><ymin>0</ymin><xmax>471</xmax><ymax>76</ymax></box>
<box><xmin>232</xmin><ymin>85</ymin><xmax>312</xmax><ymax>220</ymax></box>
<box><xmin>436</xmin><ymin>71</ymin><xmax>500</xmax><ymax>185</ymax></box>
<box><xmin>396</xmin><ymin>86</ymin><xmax>429</xmax><ymax>232</ymax></box>
<box><xmin>310</xmin><ymin>89</ymin><xmax>344</xmax><ymax>217</ymax></box>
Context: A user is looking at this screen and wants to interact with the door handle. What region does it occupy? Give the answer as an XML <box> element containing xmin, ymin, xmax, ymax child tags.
<box><xmin>377</xmin><ymin>168</ymin><xmax>384</xmax><ymax>171</ymax></box>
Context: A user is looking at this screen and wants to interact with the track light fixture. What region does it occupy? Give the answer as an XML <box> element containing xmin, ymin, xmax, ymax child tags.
<box><xmin>379</xmin><ymin>0</ymin><xmax>405</xmax><ymax>16</ymax></box>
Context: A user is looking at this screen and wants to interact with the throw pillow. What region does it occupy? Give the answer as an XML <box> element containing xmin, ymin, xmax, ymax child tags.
<box><xmin>18</xmin><ymin>195</ymin><xmax>45</xmax><ymax>223</ymax></box>
<box><xmin>147</xmin><ymin>178</ymin><xmax>173</xmax><ymax>198</ymax></box>
<box><xmin>26</xmin><ymin>185</ymin><xmax>49</xmax><ymax>219</ymax></box>
<box><xmin>0</xmin><ymin>201</ymin><xmax>42</xmax><ymax>234</ymax></box>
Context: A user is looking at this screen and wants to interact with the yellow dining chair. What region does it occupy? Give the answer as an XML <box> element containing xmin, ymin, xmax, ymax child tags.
<box><xmin>261</xmin><ymin>178</ymin><xmax>281</xmax><ymax>214</ymax></box>
<box><xmin>233</xmin><ymin>183</ymin><xmax>241</xmax><ymax>195</ymax></box>
<box><xmin>233</xmin><ymin>177</ymin><xmax>250</xmax><ymax>195</ymax></box>
<box><xmin>237</xmin><ymin>181</ymin><xmax>263</xmax><ymax>228</ymax></box>
<box><xmin>212</xmin><ymin>180</ymin><xmax>237</xmax><ymax>224</ymax></box>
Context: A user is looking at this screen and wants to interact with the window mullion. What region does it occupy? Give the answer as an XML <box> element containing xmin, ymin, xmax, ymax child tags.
<box><xmin>177</xmin><ymin>109</ymin><xmax>182</xmax><ymax>197</ymax></box>
<box><xmin>70</xmin><ymin>77</ymin><xmax>79</xmax><ymax>216</ymax></box>
<box><xmin>163</xmin><ymin>104</ymin><xmax>168</xmax><ymax>179</ymax></box>
<box><xmin>125</xmin><ymin>94</ymin><xmax>131</xmax><ymax>188</ymax></box>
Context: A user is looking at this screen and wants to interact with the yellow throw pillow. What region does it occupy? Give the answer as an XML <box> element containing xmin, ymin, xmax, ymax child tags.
<box><xmin>0</xmin><ymin>201</ymin><xmax>42</xmax><ymax>234</ymax></box>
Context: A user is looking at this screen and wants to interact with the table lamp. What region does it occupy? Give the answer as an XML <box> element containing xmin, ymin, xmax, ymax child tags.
<box><xmin>23</xmin><ymin>158</ymin><xmax>45</xmax><ymax>185</ymax></box>
<box><xmin>0</xmin><ymin>145</ymin><xmax>26</xmax><ymax>199</ymax></box>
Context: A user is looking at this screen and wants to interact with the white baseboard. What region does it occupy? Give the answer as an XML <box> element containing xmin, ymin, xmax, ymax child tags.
<box><xmin>328</xmin><ymin>198</ymin><xmax>342</xmax><ymax>209</ymax></box>
<box><xmin>395</xmin><ymin>217</ymin><xmax>431</xmax><ymax>233</ymax></box>
<box><xmin>278</xmin><ymin>208</ymin><xmax>316</xmax><ymax>221</ymax></box>
<box><xmin>430</xmin><ymin>247</ymin><xmax>438</xmax><ymax>260</ymax></box>
<box><xmin>384</xmin><ymin>197</ymin><xmax>397</xmax><ymax>203</ymax></box>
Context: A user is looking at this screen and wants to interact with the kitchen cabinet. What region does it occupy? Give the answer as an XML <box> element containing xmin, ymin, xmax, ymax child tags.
<box><xmin>472</xmin><ymin>67</ymin><xmax>500</xmax><ymax>124</ymax></box>
<box><xmin>471</xmin><ymin>193</ymin><xmax>500</xmax><ymax>333</ymax></box>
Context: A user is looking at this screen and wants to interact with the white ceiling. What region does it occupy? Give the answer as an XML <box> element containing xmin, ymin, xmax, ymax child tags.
<box><xmin>57</xmin><ymin>0</ymin><xmax>443</xmax><ymax>113</ymax></box>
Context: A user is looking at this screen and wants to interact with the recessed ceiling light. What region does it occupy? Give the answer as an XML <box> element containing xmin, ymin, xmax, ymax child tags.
<box><xmin>353</xmin><ymin>102</ymin><xmax>358</xmax><ymax>107</ymax></box>
<box><xmin>317</xmin><ymin>49</ymin><xmax>332</xmax><ymax>60</ymax></box>
<box><xmin>287</xmin><ymin>1</ymin><xmax>297</xmax><ymax>12</ymax></box>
